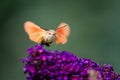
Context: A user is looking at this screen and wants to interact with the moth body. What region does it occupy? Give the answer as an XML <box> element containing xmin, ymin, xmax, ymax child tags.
<box><xmin>43</xmin><ymin>30</ymin><xmax>56</xmax><ymax>43</ymax></box>
<box><xmin>41</xmin><ymin>30</ymin><xmax>56</xmax><ymax>46</ymax></box>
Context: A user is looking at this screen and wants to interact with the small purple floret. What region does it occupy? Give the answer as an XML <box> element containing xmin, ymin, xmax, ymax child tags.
<box><xmin>21</xmin><ymin>44</ymin><xmax>120</xmax><ymax>80</ymax></box>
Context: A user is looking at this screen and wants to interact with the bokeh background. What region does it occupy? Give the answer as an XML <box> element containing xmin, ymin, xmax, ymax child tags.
<box><xmin>0</xmin><ymin>0</ymin><xmax>120</xmax><ymax>80</ymax></box>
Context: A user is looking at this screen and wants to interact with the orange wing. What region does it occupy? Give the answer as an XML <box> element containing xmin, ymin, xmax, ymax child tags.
<box><xmin>55</xmin><ymin>22</ymin><xmax>70</xmax><ymax>44</ymax></box>
<box><xmin>24</xmin><ymin>21</ymin><xmax>46</xmax><ymax>43</ymax></box>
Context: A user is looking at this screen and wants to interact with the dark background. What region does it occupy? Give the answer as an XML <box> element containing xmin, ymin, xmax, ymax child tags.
<box><xmin>0</xmin><ymin>0</ymin><xmax>120</xmax><ymax>80</ymax></box>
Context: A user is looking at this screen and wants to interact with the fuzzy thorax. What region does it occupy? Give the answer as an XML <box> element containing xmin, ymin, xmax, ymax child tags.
<box><xmin>43</xmin><ymin>30</ymin><xmax>56</xmax><ymax>43</ymax></box>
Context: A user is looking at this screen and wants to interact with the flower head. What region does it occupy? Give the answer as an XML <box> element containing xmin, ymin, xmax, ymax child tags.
<box><xmin>21</xmin><ymin>45</ymin><xmax>120</xmax><ymax>80</ymax></box>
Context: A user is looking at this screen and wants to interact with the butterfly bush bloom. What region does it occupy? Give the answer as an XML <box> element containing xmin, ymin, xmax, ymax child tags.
<box><xmin>21</xmin><ymin>45</ymin><xmax>120</xmax><ymax>80</ymax></box>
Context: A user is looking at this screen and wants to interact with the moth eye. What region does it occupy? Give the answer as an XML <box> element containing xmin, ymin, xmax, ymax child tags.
<box><xmin>48</xmin><ymin>33</ymin><xmax>51</xmax><ymax>35</ymax></box>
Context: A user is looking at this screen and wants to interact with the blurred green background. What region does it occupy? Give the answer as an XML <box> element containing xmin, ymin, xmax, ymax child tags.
<box><xmin>0</xmin><ymin>0</ymin><xmax>120</xmax><ymax>80</ymax></box>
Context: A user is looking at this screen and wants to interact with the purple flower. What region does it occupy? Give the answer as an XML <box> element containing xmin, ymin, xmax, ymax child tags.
<box><xmin>21</xmin><ymin>44</ymin><xmax>120</xmax><ymax>80</ymax></box>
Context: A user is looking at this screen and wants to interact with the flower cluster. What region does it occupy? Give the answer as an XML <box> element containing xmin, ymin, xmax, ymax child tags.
<box><xmin>21</xmin><ymin>45</ymin><xmax>120</xmax><ymax>80</ymax></box>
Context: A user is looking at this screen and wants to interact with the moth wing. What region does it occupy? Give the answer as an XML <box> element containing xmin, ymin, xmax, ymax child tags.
<box><xmin>24</xmin><ymin>21</ymin><xmax>46</xmax><ymax>43</ymax></box>
<box><xmin>55</xmin><ymin>22</ymin><xmax>70</xmax><ymax>44</ymax></box>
